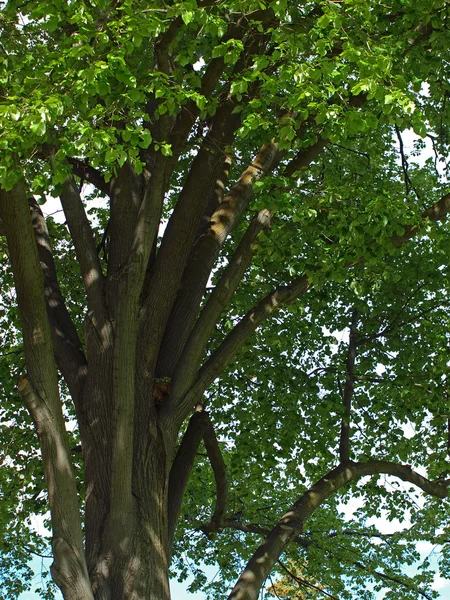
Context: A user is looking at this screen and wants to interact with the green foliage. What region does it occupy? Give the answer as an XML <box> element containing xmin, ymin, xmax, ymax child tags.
<box><xmin>1</xmin><ymin>0</ymin><xmax>450</xmax><ymax>598</ymax></box>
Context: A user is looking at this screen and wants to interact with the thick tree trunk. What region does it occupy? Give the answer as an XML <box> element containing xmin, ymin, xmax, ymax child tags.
<box><xmin>85</xmin><ymin>441</ymin><xmax>172</xmax><ymax>600</ymax></box>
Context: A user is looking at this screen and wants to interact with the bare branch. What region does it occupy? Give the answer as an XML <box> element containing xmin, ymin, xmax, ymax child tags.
<box><xmin>168</xmin><ymin>408</ymin><xmax>210</xmax><ymax>547</ymax></box>
<box><xmin>202</xmin><ymin>419</ymin><xmax>228</xmax><ymax>531</ymax></box>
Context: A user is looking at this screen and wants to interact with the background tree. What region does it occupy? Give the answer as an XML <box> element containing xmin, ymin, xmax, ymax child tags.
<box><xmin>1</xmin><ymin>0</ymin><xmax>450</xmax><ymax>599</ymax></box>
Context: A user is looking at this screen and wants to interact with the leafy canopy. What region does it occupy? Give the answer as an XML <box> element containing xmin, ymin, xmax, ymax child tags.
<box><xmin>1</xmin><ymin>0</ymin><xmax>450</xmax><ymax>598</ymax></box>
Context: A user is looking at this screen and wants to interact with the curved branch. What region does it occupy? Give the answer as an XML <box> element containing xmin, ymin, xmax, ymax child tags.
<box><xmin>227</xmin><ymin>460</ymin><xmax>448</xmax><ymax>600</ymax></box>
<box><xmin>168</xmin><ymin>408</ymin><xmax>210</xmax><ymax>548</ymax></box>
<box><xmin>202</xmin><ymin>418</ymin><xmax>228</xmax><ymax>531</ymax></box>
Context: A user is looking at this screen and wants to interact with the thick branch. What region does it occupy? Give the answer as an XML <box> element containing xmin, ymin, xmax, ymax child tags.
<box><xmin>0</xmin><ymin>182</ymin><xmax>92</xmax><ymax>600</ymax></box>
<box><xmin>170</xmin><ymin>209</ymin><xmax>272</xmax><ymax>405</ymax></box>
<box><xmin>138</xmin><ymin>102</ymin><xmax>242</xmax><ymax>380</ymax></box>
<box><xmin>283</xmin><ymin>138</ymin><xmax>328</xmax><ymax>177</ymax></box>
<box><xmin>29</xmin><ymin>199</ymin><xmax>87</xmax><ymax>410</ymax></box>
<box><xmin>339</xmin><ymin>309</ymin><xmax>358</xmax><ymax>463</ymax></box>
<box><xmin>177</xmin><ymin>275</ymin><xmax>310</xmax><ymax>419</ymax></box>
<box><xmin>227</xmin><ymin>460</ymin><xmax>448</xmax><ymax>600</ymax></box>
<box><xmin>106</xmin><ymin>162</ymin><xmax>142</xmax><ymax>292</ymax></box>
<box><xmin>60</xmin><ymin>177</ymin><xmax>106</xmax><ymax>340</ymax></box>
<box><xmin>158</xmin><ymin>143</ymin><xmax>279</xmax><ymax>378</ymax></box>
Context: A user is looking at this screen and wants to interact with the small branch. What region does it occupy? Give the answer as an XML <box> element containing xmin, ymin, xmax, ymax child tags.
<box><xmin>395</xmin><ymin>124</ymin><xmax>421</xmax><ymax>200</ymax></box>
<box><xmin>201</xmin><ymin>419</ymin><xmax>228</xmax><ymax>531</ymax></box>
<box><xmin>167</xmin><ymin>407</ymin><xmax>210</xmax><ymax>548</ymax></box>
<box><xmin>339</xmin><ymin>309</ymin><xmax>358</xmax><ymax>463</ymax></box>
<box><xmin>67</xmin><ymin>157</ymin><xmax>109</xmax><ymax>196</ymax></box>
<box><xmin>277</xmin><ymin>559</ymin><xmax>338</xmax><ymax>600</ymax></box>
<box><xmin>391</xmin><ymin>191</ymin><xmax>450</xmax><ymax>247</ymax></box>
<box><xmin>351</xmin><ymin>559</ymin><xmax>433</xmax><ymax>600</ymax></box>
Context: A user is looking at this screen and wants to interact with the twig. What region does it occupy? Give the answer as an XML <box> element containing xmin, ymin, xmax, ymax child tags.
<box><xmin>339</xmin><ymin>309</ymin><xmax>358</xmax><ymax>463</ymax></box>
<box><xmin>395</xmin><ymin>124</ymin><xmax>420</xmax><ymax>200</ymax></box>
<box><xmin>277</xmin><ymin>559</ymin><xmax>338</xmax><ymax>599</ymax></box>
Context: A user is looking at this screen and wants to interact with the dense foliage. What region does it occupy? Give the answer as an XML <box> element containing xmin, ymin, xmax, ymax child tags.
<box><xmin>1</xmin><ymin>0</ymin><xmax>450</xmax><ymax>599</ymax></box>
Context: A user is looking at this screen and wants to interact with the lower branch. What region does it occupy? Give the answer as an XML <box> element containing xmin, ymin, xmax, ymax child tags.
<box><xmin>19</xmin><ymin>378</ymin><xmax>93</xmax><ymax>599</ymax></box>
<box><xmin>201</xmin><ymin>419</ymin><xmax>228</xmax><ymax>531</ymax></box>
<box><xmin>227</xmin><ymin>460</ymin><xmax>448</xmax><ymax>600</ymax></box>
<box><xmin>167</xmin><ymin>407</ymin><xmax>210</xmax><ymax>548</ymax></box>
<box><xmin>0</xmin><ymin>182</ymin><xmax>92</xmax><ymax>600</ymax></box>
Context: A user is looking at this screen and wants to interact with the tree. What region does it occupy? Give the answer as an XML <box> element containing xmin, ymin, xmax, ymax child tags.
<box><xmin>1</xmin><ymin>0</ymin><xmax>450</xmax><ymax>598</ymax></box>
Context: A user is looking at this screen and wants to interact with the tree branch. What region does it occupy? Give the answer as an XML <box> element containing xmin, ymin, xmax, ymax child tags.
<box><xmin>339</xmin><ymin>309</ymin><xmax>358</xmax><ymax>463</ymax></box>
<box><xmin>276</xmin><ymin>559</ymin><xmax>338</xmax><ymax>600</ymax></box>
<box><xmin>227</xmin><ymin>460</ymin><xmax>448</xmax><ymax>600</ymax></box>
<box><xmin>158</xmin><ymin>143</ymin><xmax>280</xmax><ymax>378</ymax></box>
<box><xmin>67</xmin><ymin>157</ymin><xmax>109</xmax><ymax>196</ymax></box>
<box><xmin>177</xmin><ymin>275</ymin><xmax>310</xmax><ymax>419</ymax></box>
<box><xmin>392</xmin><ymin>192</ymin><xmax>450</xmax><ymax>247</ymax></box>
<box><xmin>170</xmin><ymin>209</ymin><xmax>272</xmax><ymax>407</ymax></box>
<box><xmin>60</xmin><ymin>177</ymin><xmax>106</xmax><ymax>343</ymax></box>
<box><xmin>168</xmin><ymin>407</ymin><xmax>211</xmax><ymax>548</ymax></box>
<box><xmin>138</xmin><ymin>102</ymin><xmax>242</xmax><ymax>381</ymax></box>
<box><xmin>29</xmin><ymin>198</ymin><xmax>87</xmax><ymax>410</ymax></box>
<box><xmin>201</xmin><ymin>418</ymin><xmax>228</xmax><ymax>532</ymax></box>
<box><xmin>0</xmin><ymin>181</ymin><xmax>92</xmax><ymax>600</ymax></box>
